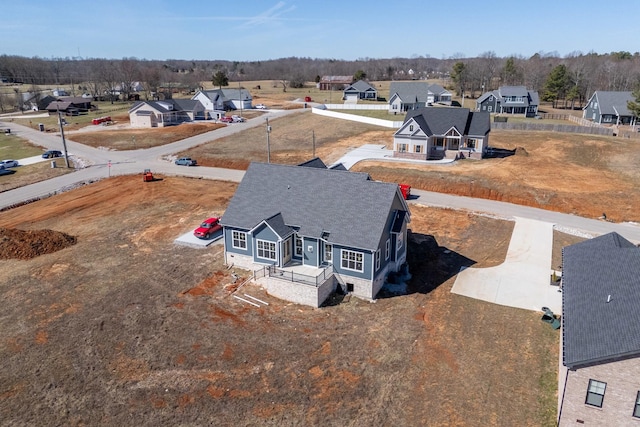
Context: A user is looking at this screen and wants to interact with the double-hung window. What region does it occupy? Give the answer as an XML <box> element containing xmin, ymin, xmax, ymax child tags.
<box><xmin>232</xmin><ymin>231</ymin><xmax>247</xmax><ymax>249</ymax></box>
<box><xmin>256</xmin><ymin>240</ymin><xmax>276</xmax><ymax>260</ymax></box>
<box><xmin>385</xmin><ymin>239</ymin><xmax>390</xmax><ymax>260</ymax></box>
<box><xmin>295</xmin><ymin>235</ymin><xmax>303</xmax><ymax>257</ymax></box>
<box><xmin>585</xmin><ymin>379</ymin><xmax>606</xmax><ymax>408</ymax></box>
<box><xmin>341</xmin><ymin>250</ymin><xmax>363</xmax><ymax>272</ymax></box>
<box><xmin>375</xmin><ymin>249</ymin><xmax>381</xmax><ymax>271</ymax></box>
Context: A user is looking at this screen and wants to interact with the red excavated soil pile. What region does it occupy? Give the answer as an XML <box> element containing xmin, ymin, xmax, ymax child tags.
<box><xmin>0</xmin><ymin>228</ymin><xmax>77</xmax><ymax>260</ymax></box>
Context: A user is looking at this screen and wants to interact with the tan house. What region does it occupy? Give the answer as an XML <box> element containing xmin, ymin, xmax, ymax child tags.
<box><xmin>128</xmin><ymin>99</ymin><xmax>205</xmax><ymax>128</ymax></box>
<box><xmin>558</xmin><ymin>232</ymin><xmax>640</xmax><ymax>425</ymax></box>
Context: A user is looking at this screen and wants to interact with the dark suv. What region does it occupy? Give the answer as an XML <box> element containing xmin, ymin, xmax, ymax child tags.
<box><xmin>42</xmin><ymin>150</ymin><xmax>63</xmax><ymax>159</ymax></box>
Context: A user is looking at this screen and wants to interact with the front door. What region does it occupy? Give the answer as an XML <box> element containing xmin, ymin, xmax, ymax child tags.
<box><xmin>282</xmin><ymin>237</ymin><xmax>292</xmax><ymax>265</ymax></box>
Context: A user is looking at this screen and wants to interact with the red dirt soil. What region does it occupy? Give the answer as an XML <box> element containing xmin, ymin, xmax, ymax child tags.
<box><xmin>0</xmin><ymin>228</ymin><xmax>77</xmax><ymax>260</ymax></box>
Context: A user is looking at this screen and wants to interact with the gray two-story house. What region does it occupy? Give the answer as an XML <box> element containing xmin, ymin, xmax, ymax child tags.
<box><xmin>219</xmin><ymin>161</ymin><xmax>410</xmax><ymax>307</ymax></box>
<box><xmin>476</xmin><ymin>86</ymin><xmax>539</xmax><ymax>117</ymax></box>
<box><xmin>393</xmin><ymin>107</ymin><xmax>490</xmax><ymax>160</ymax></box>
<box><xmin>582</xmin><ymin>91</ymin><xmax>637</xmax><ymax>125</ymax></box>
<box><xmin>558</xmin><ymin>232</ymin><xmax>640</xmax><ymax>426</ymax></box>
<box><xmin>388</xmin><ymin>82</ymin><xmax>452</xmax><ymax>113</ymax></box>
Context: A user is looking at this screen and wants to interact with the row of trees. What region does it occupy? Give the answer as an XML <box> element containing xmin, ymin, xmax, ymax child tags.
<box><xmin>1</xmin><ymin>51</ymin><xmax>640</xmax><ymax>112</ymax></box>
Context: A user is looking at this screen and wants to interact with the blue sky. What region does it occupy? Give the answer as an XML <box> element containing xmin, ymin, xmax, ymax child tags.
<box><xmin>1</xmin><ymin>0</ymin><xmax>637</xmax><ymax>61</ymax></box>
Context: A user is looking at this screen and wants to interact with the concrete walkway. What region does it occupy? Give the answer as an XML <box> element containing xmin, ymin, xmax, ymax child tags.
<box><xmin>450</xmin><ymin>217</ymin><xmax>562</xmax><ymax>313</ymax></box>
<box><xmin>331</xmin><ymin>144</ymin><xmax>454</xmax><ymax>169</ymax></box>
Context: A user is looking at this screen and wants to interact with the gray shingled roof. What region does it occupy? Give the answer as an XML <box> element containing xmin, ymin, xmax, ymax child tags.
<box><xmin>404</xmin><ymin>107</ymin><xmax>490</xmax><ymax>137</ymax></box>
<box><xmin>345</xmin><ymin>80</ymin><xmax>376</xmax><ymax>92</ymax></box>
<box><xmin>562</xmin><ymin>232</ymin><xmax>640</xmax><ymax>368</ymax></box>
<box><xmin>220</xmin><ymin>162</ymin><xmax>404</xmax><ymax>250</ymax></box>
<box><xmin>129</xmin><ymin>99</ymin><xmax>202</xmax><ymax>113</ymax></box>
<box><xmin>389</xmin><ymin>82</ymin><xmax>450</xmax><ymax>103</ymax></box>
<box><xmin>591</xmin><ymin>91</ymin><xmax>635</xmax><ymax>116</ymax></box>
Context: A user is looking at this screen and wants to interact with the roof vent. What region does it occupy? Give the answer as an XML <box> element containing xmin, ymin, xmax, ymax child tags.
<box><xmin>607</xmin><ymin>294</ymin><xmax>612</xmax><ymax>303</ymax></box>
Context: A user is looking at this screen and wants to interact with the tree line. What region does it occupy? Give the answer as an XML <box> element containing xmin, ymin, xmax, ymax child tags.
<box><xmin>1</xmin><ymin>51</ymin><xmax>639</xmax><ymax>113</ymax></box>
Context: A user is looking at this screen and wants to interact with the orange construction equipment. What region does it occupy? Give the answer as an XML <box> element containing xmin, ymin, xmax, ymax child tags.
<box><xmin>143</xmin><ymin>169</ymin><xmax>154</xmax><ymax>182</ymax></box>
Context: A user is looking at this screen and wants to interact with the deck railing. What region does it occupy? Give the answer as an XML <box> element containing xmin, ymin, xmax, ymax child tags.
<box><xmin>254</xmin><ymin>264</ymin><xmax>334</xmax><ymax>287</ymax></box>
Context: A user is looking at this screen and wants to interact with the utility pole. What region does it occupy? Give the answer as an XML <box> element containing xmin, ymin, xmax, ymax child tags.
<box><xmin>312</xmin><ymin>130</ymin><xmax>315</xmax><ymax>158</ymax></box>
<box><xmin>57</xmin><ymin>110</ymin><xmax>70</xmax><ymax>168</ymax></box>
<box><xmin>238</xmin><ymin>81</ymin><xmax>243</xmax><ymax>118</ymax></box>
<box><xmin>266</xmin><ymin>117</ymin><xmax>271</xmax><ymax>163</ymax></box>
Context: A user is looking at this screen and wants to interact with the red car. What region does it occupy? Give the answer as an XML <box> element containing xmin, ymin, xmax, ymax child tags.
<box><xmin>219</xmin><ymin>116</ymin><xmax>233</xmax><ymax>123</ymax></box>
<box><xmin>193</xmin><ymin>217</ymin><xmax>222</xmax><ymax>239</ymax></box>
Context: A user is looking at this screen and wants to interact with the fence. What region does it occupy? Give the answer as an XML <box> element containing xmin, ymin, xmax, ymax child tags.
<box><xmin>491</xmin><ymin>121</ymin><xmax>615</xmax><ymax>136</ymax></box>
<box><xmin>322</xmin><ymin>103</ymin><xmax>388</xmax><ymax>110</ymax></box>
<box><xmin>312</xmin><ymin>107</ymin><xmax>403</xmax><ymax>128</ymax></box>
<box><xmin>253</xmin><ymin>265</ymin><xmax>334</xmax><ymax>287</ymax></box>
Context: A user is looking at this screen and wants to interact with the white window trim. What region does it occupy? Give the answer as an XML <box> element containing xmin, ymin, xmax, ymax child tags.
<box><xmin>256</xmin><ymin>239</ymin><xmax>277</xmax><ymax>261</ymax></box>
<box><xmin>294</xmin><ymin>235</ymin><xmax>303</xmax><ymax>257</ymax></box>
<box><xmin>385</xmin><ymin>239</ymin><xmax>390</xmax><ymax>260</ymax></box>
<box><xmin>232</xmin><ymin>230</ymin><xmax>247</xmax><ymax>249</ymax></box>
<box><xmin>324</xmin><ymin>243</ymin><xmax>333</xmax><ymax>263</ymax></box>
<box><xmin>375</xmin><ymin>249</ymin><xmax>381</xmax><ymax>271</ymax></box>
<box><xmin>341</xmin><ymin>249</ymin><xmax>364</xmax><ymax>273</ymax></box>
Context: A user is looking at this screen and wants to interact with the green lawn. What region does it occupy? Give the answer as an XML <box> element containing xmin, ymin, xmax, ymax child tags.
<box><xmin>0</xmin><ymin>133</ymin><xmax>44</xmax><ymax>159</ymax></box>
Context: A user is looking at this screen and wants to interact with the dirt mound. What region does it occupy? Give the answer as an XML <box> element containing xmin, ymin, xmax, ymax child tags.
<box><xmin>515</xmin><ymin>146</ymin><xmax>529</xmax><ymax>156</ymax></box>
<box><xmin>0</xmin><ymin>228</ymin><xmax>77</xmax><ymax>260</ymax></box>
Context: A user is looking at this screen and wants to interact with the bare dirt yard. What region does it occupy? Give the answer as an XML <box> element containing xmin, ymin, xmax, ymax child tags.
<box><xmin>0</xmin><ymin>175</ymin><xmax>570</xmax><ymax>426</ymax></box>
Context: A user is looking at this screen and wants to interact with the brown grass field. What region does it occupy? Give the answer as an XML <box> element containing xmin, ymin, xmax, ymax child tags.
<box><xmin>2</xmin><ymin>80</ymin><xmax>634</xmax><ymax>425</ymax></box>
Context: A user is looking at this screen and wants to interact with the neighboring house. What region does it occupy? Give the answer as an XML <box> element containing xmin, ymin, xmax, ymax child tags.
<box><xmin>393</xmin><ymin>107</ymin><xmax>490</xmax><ymax>160</ymax></box>
<box><xmin>582</xmin><ymin>91</ymin><xmax>638</xmax><ymax>125</ymax></box>
<box><xmin>318</xmin><ymin>76</ymin><xmax>352</xmax><ymax>91</ymax></box>
<box><xmin>388</xmin><ymin>82</ymin><xmax>452</xmax><ymax>113</ymax></box>
<box><xmin>192</xmin><ymin>88</ymin><xmax>252</xmax><ymax>115</ymax></box>
<box><xmin>128</xmin><ymin>99</ymin><xmax>205</xmax><ymax>128</ymax></box>
<box><xmin>219</xmin><ymin>160</ymin><xmax>411</xmax><ymax>308</ymax></box>
<box><xmin>476</xmin><ymin>86</ymin><xmax>539</xmax><ymax>117</ymax></box>
<box><xmin>343</xmin><ymin>80</ymin><xmax>378</xmax><ymax>102</ymax></box>
<box><xmin>558</xmin><ymin>232</ymin><xmax>640</xmax><ymax>426</ymax></box>
<box><xmin>45</xmin><ymin>96</ymin><xmax>93</xmax><ymax>115</ymax></box>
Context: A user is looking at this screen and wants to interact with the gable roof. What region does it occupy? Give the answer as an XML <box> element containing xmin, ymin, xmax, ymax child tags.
<box><xmin>402</xmin><ymin>107</ymin><xmax>490</xmax><ymax>137</ymax></box>
<box><xmin>389</xmin><ymin>82</ymin><xmax>451</xmax><ymax>103</ymax></box>
<box><xmin>220</xmin><ymin>162</ymin><xmax>408</xmax><ymax>250</ymax></box>
<box><xmin>562</xmin><ymin>232</ymin><xmax>640</xmax><ymax>368</ymax></box>
<box><xmin>320</xmin><ymin>76</ymin><xmax>352</xmax><ymax>84</ymax></box>
<box><xmin>344</xmin><ymin>80</ymin><xmax>376</xmax><ymax>93</ymax></box>
<box><xmin>197</xmin><ymin>88</ymin><xmax>252</xmax><ymax>102</ymax></box>
<box><xmin>476</xmin><ymin>86</ymin><xmax>539</xmax><ymax>107</ymax></box>
<box><xmin>588</xmin><ymin>91</ymin><xmax>635</xmax><ymax>117</ymax></box>
<box><xmin>129</xmin><ymin>99</ymin><xmax>203</xmax><ymax>114</ymax></box>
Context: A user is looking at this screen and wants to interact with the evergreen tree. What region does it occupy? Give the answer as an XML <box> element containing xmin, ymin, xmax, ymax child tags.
<box><xmin>212</xmin><ymin>70</ymin><xmax>228</xmax><ymax>89</ymax></box>
<box><xmin>451</xmin><ymin>62</ymin><xmax>467</xmax><ymax>96</ymax></box>
<box><xmin>627</xmin><ymin>86</ymin><xmax>640</xmax><ymax>119</ymax></box>
<box><xmin>542</xmin><ymin>65</ymin><xmax>572</xmax><ymax>108</ymax></box>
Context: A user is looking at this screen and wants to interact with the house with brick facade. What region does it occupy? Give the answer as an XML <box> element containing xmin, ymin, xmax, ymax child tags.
<box><xmin>219</xmin><ymin>160</ymin><xmax>410</xmax><ymax>307</ymax></box>
<box><xmin>393</xmin><ymin>107</ymin><xmax>490</xmax><ymax>160</ymax></box>
<box><xmin>557</xmin><ymin>232</ymin><xmax>640</xmax><ymax>425</ymax></box>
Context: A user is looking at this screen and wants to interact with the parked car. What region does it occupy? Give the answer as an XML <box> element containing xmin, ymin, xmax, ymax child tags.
<box><xmin>175</xmin><ymin>157</ymin><xmax>197</xmax><ymax>166</ymax></box>
<box><xmin>231</xmin><ymin>115</ymin><xmax>245</xmax><ymax>123</ymax></box>
<box><xmin>0</xmin><ymin>159</ymin><xmax>19</xmax><ymax>168</ymax></box>
<box><xmin>254</xmin><ymin>104</ymin><xmax>267</xmax><ymax>110</ymax></box>
<box><xmin>220</xmin><ymin>116</ymin><xmax>233</xmax><ymax>123</ymax></box>
<box><xmin>42</xmin><ymin>150</ymin><xmax>62</xmax><ymax>159</ymax></box>
<box><xmin>193</xmin><ymin>217</ymin><xmax>222</xmax><ymax>239</ymax></box>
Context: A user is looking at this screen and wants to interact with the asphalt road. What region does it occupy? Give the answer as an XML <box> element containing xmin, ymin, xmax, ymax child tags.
<box><xmin>2</xmin><ymin>112</ymin><xmax>640</xmax><ymax>243</ymax></box>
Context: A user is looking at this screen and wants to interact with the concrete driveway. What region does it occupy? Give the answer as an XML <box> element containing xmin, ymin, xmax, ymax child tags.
<box><xmin>450</xmin><ymin>217</ymin><xmax>562</xmax><ymax>313</ymax></box>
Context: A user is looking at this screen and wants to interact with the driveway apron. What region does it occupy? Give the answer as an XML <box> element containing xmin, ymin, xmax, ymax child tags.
<box><xmin>450</xmin><ymin>217</ymin><xmax>562</xmax><ymax>313</ymax></box>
